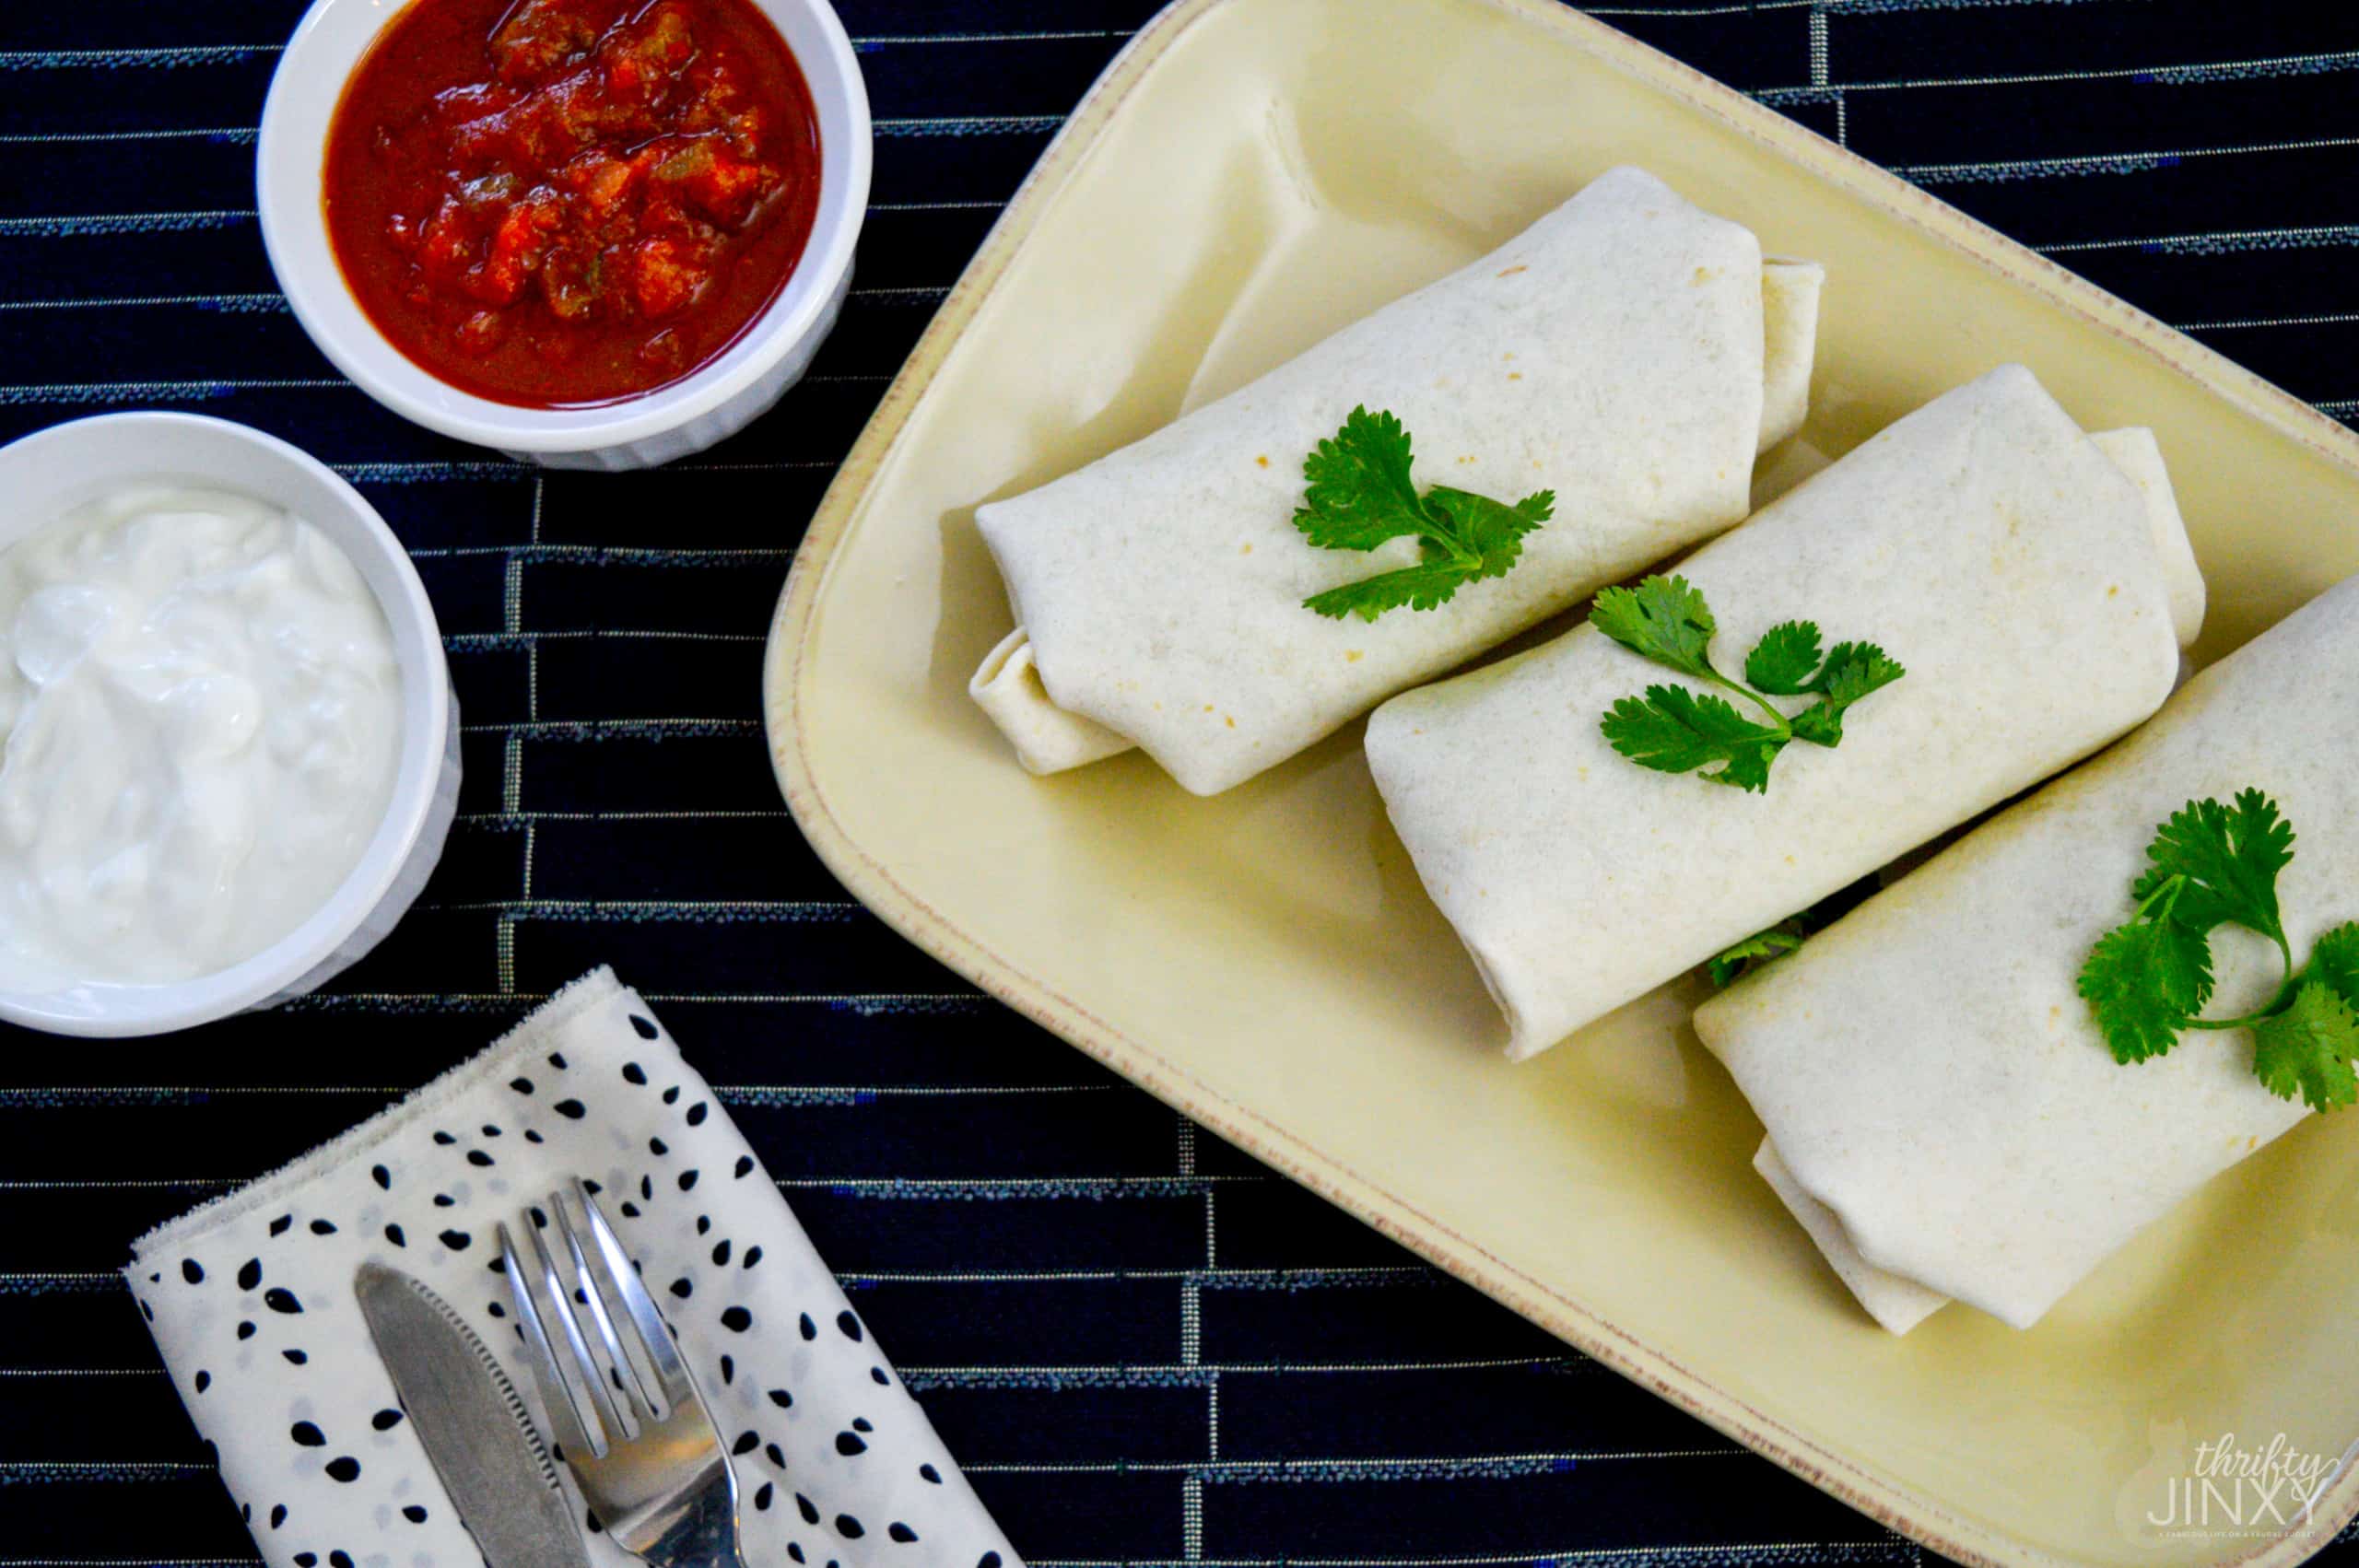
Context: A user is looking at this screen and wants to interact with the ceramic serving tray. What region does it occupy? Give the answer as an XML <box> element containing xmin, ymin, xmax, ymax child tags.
<box><xmin>763</xmin><ymin>0</ymin><xmax>2359</xmax><ymax>1562</ymax></box>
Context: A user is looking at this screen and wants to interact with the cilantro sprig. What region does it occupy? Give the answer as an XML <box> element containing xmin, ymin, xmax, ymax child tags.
<box><xmin>1703</xmin><ymin>875</ymin><xmax>1891</xmax><ymax>989</ymax></box>
<box><xmin>1590</xmin><ymin>575</ymin><xmax>1904</xmax><ymax>794</ymax></box>
<box><xmin>1291</xmin><ymin>407</ymin><xmax>1555</xmax><ymax>622</ymax></box>
<box><xmin>2078</xmin><ymin>790</ymin><xmax>2359</xmax><ymax>1112</ymax></box>
<box><xmin>1707</xmin><ymin>919</ymin><xmax>1810</xmax><ymax>987</ymax></box>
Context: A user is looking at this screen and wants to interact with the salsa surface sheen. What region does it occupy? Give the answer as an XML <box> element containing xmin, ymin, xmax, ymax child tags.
<box><xmin>323</xmin><ymin>0</ymin><xmax>822</xmax><ymax>409</ymax></box>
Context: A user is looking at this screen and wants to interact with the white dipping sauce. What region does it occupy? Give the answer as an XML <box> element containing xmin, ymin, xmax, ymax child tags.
<box><xmin>0</xmin><ymin>486</ymin><xmax>401</xmax><ymax>989</ymax></box>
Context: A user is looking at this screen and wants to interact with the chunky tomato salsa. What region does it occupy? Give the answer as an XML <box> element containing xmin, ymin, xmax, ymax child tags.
<box><xmin>323</xmin><ymin>0</ymin><xmax>822</xmax><ymax>408</ymax></box>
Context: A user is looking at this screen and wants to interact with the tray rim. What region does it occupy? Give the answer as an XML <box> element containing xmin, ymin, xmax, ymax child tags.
<box><xmin>762</xmin><ymin>1</ymin><xmax>2359</xmax><ymax>1562</ymax></box>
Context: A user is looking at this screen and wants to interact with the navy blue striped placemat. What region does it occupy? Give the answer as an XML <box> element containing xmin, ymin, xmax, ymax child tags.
<box><xmin>2</xmin><ymin>3</ymin><xmax>2356</xmax><ymax>1566</ymax></box>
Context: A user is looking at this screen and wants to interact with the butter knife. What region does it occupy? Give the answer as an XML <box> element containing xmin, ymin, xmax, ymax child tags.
<box><xmin>354</xmin><ymin>1262</ymin><xmax>591</xmax><ymax>1568</ymax></box>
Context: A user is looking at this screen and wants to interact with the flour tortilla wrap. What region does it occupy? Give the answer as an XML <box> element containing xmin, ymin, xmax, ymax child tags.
<box><xmin>1751</xmin><ymin>1140</ymin><xmax>1950</xmax><ymax>1336</ymax></box>
<box><xmin>1365</xmin><ymin>365</ymin><xmax>2205</xmax><ymax>1060</ymax></box>
<box><xmin>969</xmin><ymin>166</ymin><xmax>1823</xmax><ymax>797</ymax></box>
<box><xmin>1696</xmin><ymin>578</ymin><xmax>2359</xmax><ymax>1332</ymax></box>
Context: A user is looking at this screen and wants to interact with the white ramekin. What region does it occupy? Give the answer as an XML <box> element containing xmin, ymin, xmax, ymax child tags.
<box><xmin>0</xmin><ymin>414</ymin><xmax>461</xmax><ymax>1036</ymax></box>
<box><xmin>257</xmin><ymin>0</ymin><xmax>872</xmax><ymax>472</ymax></box>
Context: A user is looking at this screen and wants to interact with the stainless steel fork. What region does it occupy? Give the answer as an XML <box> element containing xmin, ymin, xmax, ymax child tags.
<box><xmin>499</xmin><ymin>1180</ymin><xmax>746</xmax><ymax>1568</ymax></box>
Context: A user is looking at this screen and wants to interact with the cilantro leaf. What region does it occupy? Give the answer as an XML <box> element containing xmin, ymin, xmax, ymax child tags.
<box><xmin>2078</xmin><ymin>901</ymin><xmax>2214</xmax><ymax>1064</ymax></box>
<box><xmin>1600</xmin><ymin>685</ymin><xmax>1787</xmax><ymax>794</ymax></box>
<box><xmin>1786</xmin><ymin>701</ymin><xmax>1845</xmax><ymax>747</ymax></box>
<box><xmin>2306</xmin><ymin>923</ymin><xmax>2359</xmax><ymax>1011</ymax></box>
<box><xmin>1711</xmin><ymin>737</ymin><xmax>1782</xmax><ymax>795</ymax></box>
<box><xmin>1425</xmin><ymin>486</ymin><xmax>1553</xmax><ymax>581</ymax></box>
<box><xmin>1289</xmin><ymin>410</ymin><xmax>1554</xmax><ymax>619</ymax></box>
<box><xmin>1785</xmin><ymin>641</ymin><xmax>1907</xmax><ymax>747</ymax></box>
<box><xmin>1707</xmin><ymin>919</ymin><xmax>1808</xmax><ymax>987</ymax></box>
<box><xmin>1303</xmin><ymin>556</ymin><xmax>1489</xmax><ymax>622</ymax></box>
<box><xmin>1292</xmin><ymin>406</ymin><xmax>1427</xmax><ymax>552</ymax></box>
<box><xmin>2251</xmin><ymin>980</ymin><xmax>2359</xmax><ymax>1112</ymax></box>
<box><xmin>1590</xmin><ymin>576</ymin><xmax>1901</xmax><ymax>791</ymax></box>
<box><xmin>1812</xmin><ymin>641</ymin><xmax>1907</xmax><ymax>707</ymax></box>
<box><xmin>2130</xmin><ymin>789</ymin><xmax>2294</xmax><ymax>944</ymax></box>
<box><xmin>1743</xmin><ymin>621</ymin><xmax>1824</xmax><ymax>696</ymax></box>
<box><xmin>1591</xmin><ymin>575</ymin><xmax>1717</xmax><ymax>680</ymax></box>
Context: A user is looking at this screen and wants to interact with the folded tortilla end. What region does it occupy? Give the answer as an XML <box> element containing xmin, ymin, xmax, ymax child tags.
<box><xmin>1463</xmin><ymin>942</ymin><xmax>1548</xmax><ymax>1061</ymax></box>
<box><xmin>1758</xmin><ymin>259</ymin><xmax>1824</xmax><ymax>454</ymax></box>
<box><xmin>2090</xmin><ymin>427</ymin><xmax>2205</xmax><ymax>649</ymax></box>
<box><xmin>1502</xmin><ymin>1024</ymin><xmax>1552</xmax><ymax>1063</ymax></box>
<box><xmin>1378</xmin><ymin>838</ymin><xmax>1558</xmax><ymax>1062</ymax></box>
<box><xmin>1753</xmin><ymin>1140</ymin><xmax>1949</xmax><ymax>1335</ymax></box>
<box><xmin>969</xmin><ymin>627</ymin><xmax>1136</xmax><ymax>775</ymax></box>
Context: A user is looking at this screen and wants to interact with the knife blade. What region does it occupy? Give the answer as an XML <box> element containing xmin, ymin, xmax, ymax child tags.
<box><xmin>354</xmin><ymin>1262</ymin><xmax>590</xmax><ymax>1568</ymax></box>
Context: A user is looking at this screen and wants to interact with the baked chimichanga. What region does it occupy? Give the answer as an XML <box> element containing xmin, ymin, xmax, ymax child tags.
<box><xmin>1697</xmin><ymin>575</ymin><xmax>2359</xmax><ymax>1333</ymax></box>
<box><xmin>1366</xmin><ymin>364</ymin><xmax>2205</xmax><ymax>1059</ymax></box>
<box><xmin>969</xmin><ymin>165</ymin><xmax>1823</xmax><ymax>796</ymax></box>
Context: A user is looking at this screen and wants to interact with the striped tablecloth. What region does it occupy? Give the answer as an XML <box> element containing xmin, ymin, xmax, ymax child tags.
<box><xmin>3</xmin><ymin>3</ymin><xmax>2356</xmax><ymax>1566</ymax></box>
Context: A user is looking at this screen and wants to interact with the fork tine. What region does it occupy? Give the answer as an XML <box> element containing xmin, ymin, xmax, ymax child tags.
<box><xmin>513</xmin><ymin>1183</ymin><xmax>743</xmax><ymax>1568</ymax></box>
<box><xmin>512</xmin><ymin>1204</ymin><xmax>632</xmax><ymax>1452</ymax></box>
<box><xmin>498</xmin><ymin>1218</ymin><xmax>608</xmax><ymax>1460</ymax></box>
<box><xmin>552</xmin><ymin>1187</ymin><xmax>669</xmax><ymax>1424</ymax></box>
<box><xmin>569</xmin><ymin>1179</ymin><xmax>697</xmax><ymax>1410</ymax></box>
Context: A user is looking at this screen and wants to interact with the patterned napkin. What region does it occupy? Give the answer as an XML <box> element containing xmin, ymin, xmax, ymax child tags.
<box><xmin>126</xmin><ymin>967</ymin><xmax>1022</xmax><ymax>1568</ymax></box>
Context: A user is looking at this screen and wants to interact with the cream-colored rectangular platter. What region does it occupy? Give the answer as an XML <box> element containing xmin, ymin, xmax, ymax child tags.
<box><xmin>763</xmin><ymin>0</ymin><xmax>2359</xmax><ymax>1562</ymax></box>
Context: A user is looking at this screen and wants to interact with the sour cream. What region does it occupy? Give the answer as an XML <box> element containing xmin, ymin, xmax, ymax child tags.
<box><xmin>0</xmin><ymin>487</ymin><xmax>401</xmax><ymax>990</ymax></box>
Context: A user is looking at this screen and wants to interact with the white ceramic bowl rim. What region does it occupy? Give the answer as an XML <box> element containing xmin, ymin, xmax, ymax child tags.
<box><xmin>0</xmin><ymin>413</ymin><xmax>452</xmax><ymax>1036</ymax></box>
<box><xmin>257</xmin><ymin>0</ymin><xmax>872</xmax><ymax>452</ymax></box>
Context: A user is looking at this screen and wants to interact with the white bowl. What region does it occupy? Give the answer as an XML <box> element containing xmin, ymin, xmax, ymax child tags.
<box><xmin>257</xmin><ymin>0</ymin><xmax>872</xmax><ymax>472</ymax></box>
<box><xmin>0</xmin><ymin>414</ymin><xmax>460</xmax><ymax>1036</ymax></box>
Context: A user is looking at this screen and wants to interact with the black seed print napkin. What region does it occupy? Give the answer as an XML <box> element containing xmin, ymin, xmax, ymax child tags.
<box><xmin>125</xmin><ymin>967</ymin><xmax>1022</xmax><ymax>1568</ymax></box>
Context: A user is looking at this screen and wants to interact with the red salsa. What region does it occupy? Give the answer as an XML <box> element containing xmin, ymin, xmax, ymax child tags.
<box><xmin>323</xmin><ymin>0</ymin><xmax>822</xmax><ymax>408</ymax></box>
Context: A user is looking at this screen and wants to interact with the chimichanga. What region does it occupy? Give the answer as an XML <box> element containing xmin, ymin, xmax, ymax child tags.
<box><xmin>1696</xmin><ymin>575</ymin><xmax>2359</xmax><ymax>1333</ymax></box>
<box><xmin>1365</xmin><ymin>365</ymin><xmax>2205</xmax><ymax>1059</ymax></box>
<box><xmin>969</xmin><ymin>165</ymin><xmax>1824</xmax><ymax>795</ymax></box>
